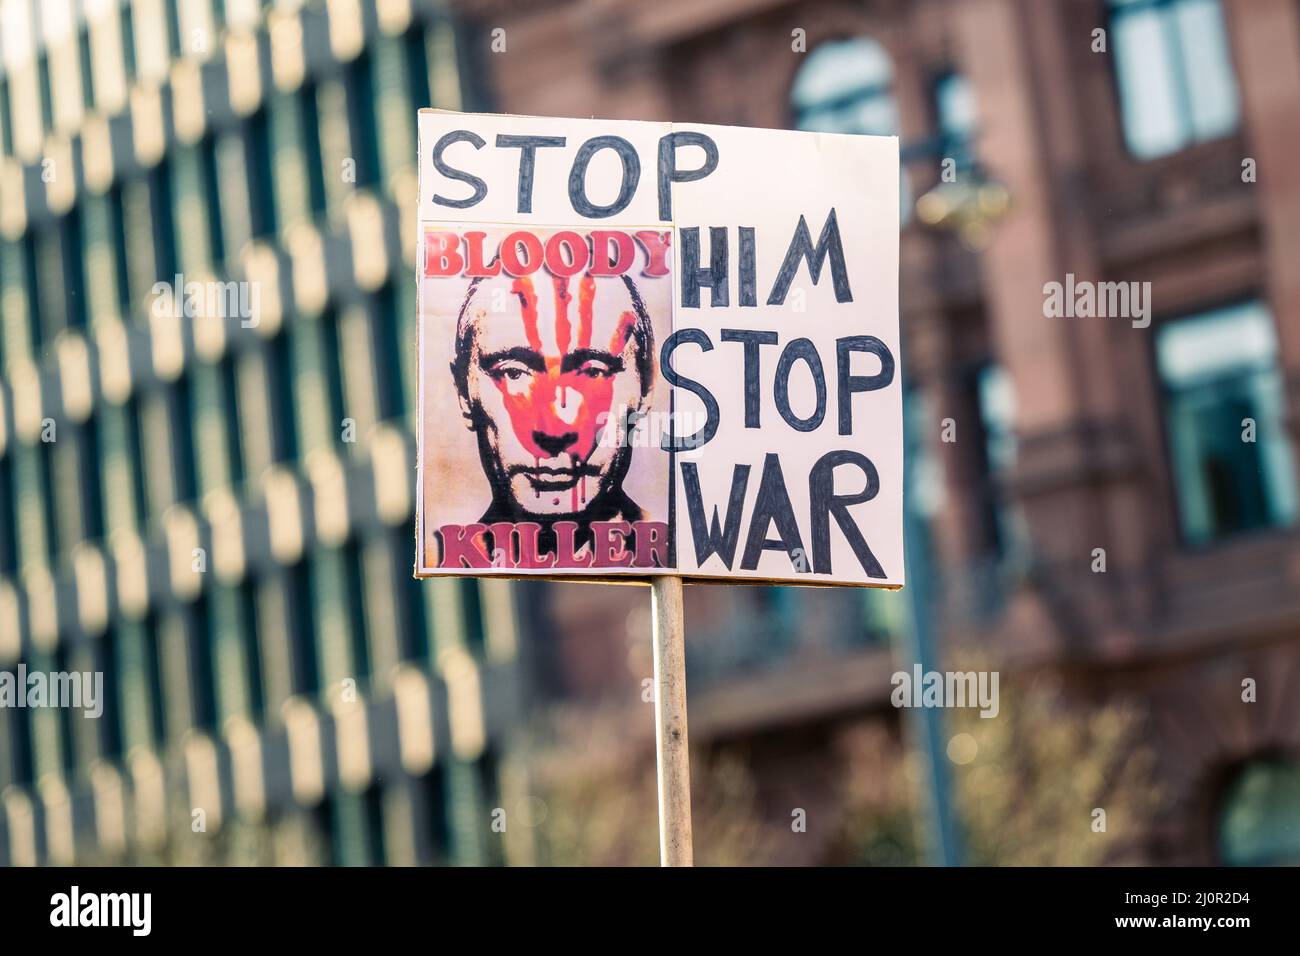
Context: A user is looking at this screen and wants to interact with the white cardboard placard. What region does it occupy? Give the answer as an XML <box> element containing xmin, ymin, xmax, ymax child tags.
<box><xmin>414</xmin><ymin>110</ymin><xmax>902</xmax><ymax>588</ymax></box>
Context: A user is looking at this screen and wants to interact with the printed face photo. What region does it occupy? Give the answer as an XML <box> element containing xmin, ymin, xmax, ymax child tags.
<box><xmin>454</xmin><ymin>270</ymin><xmax>653</xmax><ymax>521</ymax></box>
<box><xmin>418</xmin><ymin>226</ymin><xmax>673</xmax><ymax>573</ymax></box>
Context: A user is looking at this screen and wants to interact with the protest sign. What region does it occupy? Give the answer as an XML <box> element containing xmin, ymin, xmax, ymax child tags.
<box><xmin>414</xmin><ymin>110</ymin><xmax>902</xmax><ymax>588</ymax></box>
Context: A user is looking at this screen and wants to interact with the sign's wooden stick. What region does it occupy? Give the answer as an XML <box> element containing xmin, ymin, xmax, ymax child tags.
<box><xmin>650</xmin><ymin>574</ymin><xmax>693</xmax><ymax>866</ymax></box>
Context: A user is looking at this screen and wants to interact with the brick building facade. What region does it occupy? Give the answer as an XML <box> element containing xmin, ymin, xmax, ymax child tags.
<box><xmin>468</xmin><ymin>0</ymin><xmax>1300</xmax><ymax>864</ymax></box>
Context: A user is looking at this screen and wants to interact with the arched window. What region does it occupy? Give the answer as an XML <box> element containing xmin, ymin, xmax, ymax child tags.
<box><xmin>1218</xmin><ymin>759</ymin><xmax>1300</xmax><ymax>865</ymax></box>
<box><xmin>792</xmin><ymin>37</ymin><xmax>897</xmax><ymax>134</ymax></box>
<box><xmin>792</xmin><ymin>38</ymin><xmax>910</xmax><ymax>220</ymax></box>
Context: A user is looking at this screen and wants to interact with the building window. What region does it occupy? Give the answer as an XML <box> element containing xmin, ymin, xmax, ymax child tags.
<box><xmin>92</xmin><ymin>625</ymin><xmax>123</xmax><ymax>760</ymax></box>
<box><xmin>0</xmin><ymin>76</ymin><xmax>12</xmax><ymax>157</ymax></box>
<box><xmin>1218</xmin><ymin>760</ymin><xmax>1300</xmax><ymax>865</ymax></box>
<box><xmin>1109</xmin><ymin>0</ymin><xmax>1239</xmax><ymax>159</ymax></box>
<box><xmin>298</xmin><ymin>84</ymin><xmax>328</xmax><ymax>217</ymax></box>
<box><xmin>169</xmin><ymin>373</ymin><xmax>199</xmax><ymax>504</ymax></box>
<box><xmin>60</xmin><ymin>210</ymin><xmax>87</xmax><ymax>330</ymax></box>
<box><xmin>113</xmin><ymin>616</ymin><xmax>165</xmax><ymax>753</ymax></box>
<box><xmin>36</xmin><ymin>53</ymin><xmax>54</xmax><ymax>133</ymax></box>
<box><xmin>267</xmin><ymin>329</ymin><xmax>299</xmax><ymax>463</ymax></box>
<box><xmin>975</xmin><ymin>363</ymin><xmax>1020</xmax><ymax>559</ymax></box>
<box><xmin>69</xmin><ymin>417</ymin><xmax>105</xmax><ymax>545</ymax></box>
<box><xmin>460</xmin><ymin>579</ymin><xmax>486</xmax><ymax>656</ymax></box>
<box><xmin>932</xmin><ymin>71</ymin><xmax>977</xmax><ymax>175</ymax></box>
<box><xmin>36</xmin><ymin>225</ymin><xmax>70</xmax><ymax>340</ymax></box>
<box><xmin>21</xmin><ymin>235</ymin><xmax>40</xmax><ymax>352</ymax></box>
<box><xmin>106</xmin><ymin>186</ymin><xmax>132</xmax><ymax>315</ymax></box>
<box><xmin>373</xmin><ymin>285</ymin><xmax>405</xmax><ymax>423</ymax></box>
<box><xmin>406</xmin><ymin>25</ymin><xmax>433</xmax><ymax>109</ymax></box>
<box><xmin>345</xmin><ymin>54</ymin><xmax>382</xmax><ymax>189</ymax></box>
<box><xmin>289</xmin><ymin>559</ymin><xmax>321</xmax><ymax>697</ymax></box>
<box><xmin>792</xmin><ymin>37</ymin><xmax>909</xmax><ymax>220</ymax></box>
<box><xmin>268</xmin><ymin>91</ymin><xmax>318</xmax><ymax>229</ymax></box>
<box><xmin>121</xmin><ymin>168</ymin><xmax>177</xmax><ymax>309</ymax></box>
<box><xmin>165</xmin><ymin>1</ymin><xmax>183</xmax><ymax>58</ymax></box>
<box><xmin>13</xmin><ymin>442</ymin><xmax>57</xmax><ymax>568</ymax></box>
<box><xmin>246</xmin><ymin>109</ymin><xmax>278</xmax><ymax>239</ymax></box>
<box><xmin>78</xmin><ymin>27</ymin><xmax>97</xmax><ymax>110</ymax></box>
<box><xmin>190</xmin><ymin>595</ymin><xmax>218</xmax><ymax>732</ymax></box>
<box><xmin>0</xmin><ymin>456</ymin><xmax>16</xmax><ymax>575</ymax></box>
<box><xmin>1157</xmin><ymin>301</ymin><xmax>1298</xmax><ymax>545</ymax></box>
<box><xmin>120</xmin><ymin>2</ymin><xmax>137</xmax><ymax>83</ymax></box>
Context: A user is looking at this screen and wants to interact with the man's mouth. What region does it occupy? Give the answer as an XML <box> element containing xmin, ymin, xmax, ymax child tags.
<box><xmin>510</xmin><ymin>465</ymin><xmax>597</xmax><ymax>491</ymax></box>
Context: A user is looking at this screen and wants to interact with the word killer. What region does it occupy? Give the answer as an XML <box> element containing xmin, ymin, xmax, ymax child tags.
<box><xmin>438</xmin><ymin>520</ymin><xmax>670</xmax><ymax>570</ymax></box>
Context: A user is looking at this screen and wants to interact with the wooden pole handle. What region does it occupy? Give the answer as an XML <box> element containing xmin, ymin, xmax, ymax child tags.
<box><xmin>651</xmin><ymin>574</ymin><xmax>693</xmax><ymax>866</ymax></box>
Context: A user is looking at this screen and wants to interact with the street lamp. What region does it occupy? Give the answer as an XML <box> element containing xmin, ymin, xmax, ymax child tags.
<box><xmin>903</xmin><ymin>135</ymin><xmax>1011</xmax><ymax>250</ymax></box>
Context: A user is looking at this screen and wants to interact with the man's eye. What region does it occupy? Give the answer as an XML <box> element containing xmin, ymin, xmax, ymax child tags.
<box><xmin>577</xmin><ymin>362</ymin><xmax>614</xmax><ymax>379</ymax></box>
<box><xmin>489</xmin><ymin>363</ymin><xmax>531</xmax><ymax>383</ymax></box>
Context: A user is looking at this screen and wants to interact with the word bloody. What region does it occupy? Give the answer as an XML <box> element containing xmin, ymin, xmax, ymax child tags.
<box><xmin>425</xmin><ymin>228</ymin><xmax>672</xmax><ymax>279</ymax></box>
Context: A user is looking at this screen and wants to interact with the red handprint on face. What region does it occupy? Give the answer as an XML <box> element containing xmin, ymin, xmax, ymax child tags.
<box><xmin>480</xmin><ymin>273</ymin><xmax>637</xmax><ymax>508</ymax></box>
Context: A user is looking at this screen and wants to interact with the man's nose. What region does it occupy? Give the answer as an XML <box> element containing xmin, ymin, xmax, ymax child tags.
<box><xmin>533</xmin><ymin>431</ymin><xmax>578</xmax><ymax>458</ymax></box>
